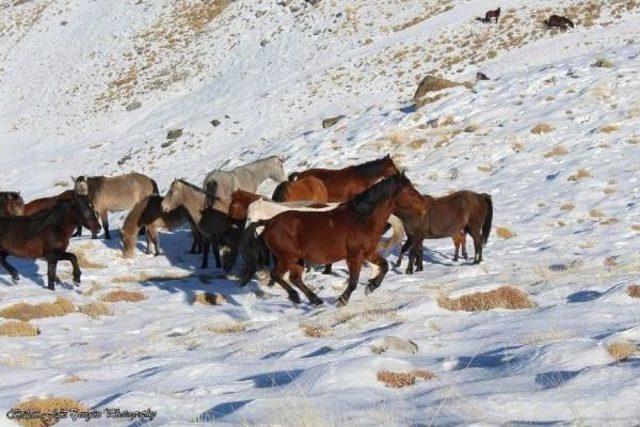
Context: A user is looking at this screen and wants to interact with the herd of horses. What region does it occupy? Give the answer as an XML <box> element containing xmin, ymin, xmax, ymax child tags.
<box><xmin>477</xmin><ymin>6</ymin><xmax>575</xmax><ymax>30</ymax></box>
<box><xmin>0</xmin><ymin>155</ymin><xmax>492</xmax><ymax>306</ymax></box>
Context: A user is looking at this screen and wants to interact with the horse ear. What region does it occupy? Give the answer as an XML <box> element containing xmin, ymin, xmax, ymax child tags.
<box><xmin>71</xmin><ymin>176</ymin><xmax>76</xmax><ymax>183</ymax></box>
<box><xmin>277</xmin><ymin>155</ymin><xmax>285</xmax><ymax>163</ymax></box>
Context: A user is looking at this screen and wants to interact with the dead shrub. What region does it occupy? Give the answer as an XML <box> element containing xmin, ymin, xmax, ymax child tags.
<box><xmin>607</xmin><ymin>341</ymin><xmax>637</xmax><ymax>362</ymax></box>
<box><xmin>531</xmin><ymin>123</ymin><xmax>554</xmax><ymax>134</ymax></box>
<box><xmin>100</xmin><ymin>290</ymin><xmax>148</xmax><ymax>303</ymax></box>
<box><xmin>567</xmin><ymin>168</ymin><xmax>592</xmax><ymax>181</ymax></box>
<box><xmin>78</xmin><ymin>302</ymin><xmax>112</xmax><ymax>319</ymax></box>
<box><xmin>496</xmin><ymin>227</ymin><xmax>515</xmax><ymax>239</ymax></box>
<box><xmin>204</xmin><ymin>322</ymin><xmax>247</xmax><ymax>334</ymax></box>
<box><xmin>560</xmin><ymin>203</ymin><xmax>575</xmax><ymax>211</ymax></box>
<box><xmin>544</xmin><ymin>145</ymin><xmax>568</xmax><ymax>158</ymax></box>
<box><xmin>193</xmin><ymin>292</ymin><xmax>226</xmax><ymax>305</ymax></box>
<box><xmin>0</xmin><ymin>320</ymin><xmax>40</xmax><ymax>337</ymax></box>
<box><xmin>599</xmin><ymin>123</ymin><xmax>620</xmax><ymax>133</ymax></box>
<box><xmin>300</xmin><ymin>324</ymin><xmax>330</xmax><ymax>338</ymax></box>
<box><xmin>62</xmin><ymin>374</ymin><xmax>86</xmax><ymax>384</ymax></box>
<box><xmin>0</xmin><ymin>297</ymin><xmax>75</xmax><ymax>321</ymax></box>
<box><xmin>11</xmin><ymin>397</ymin><xmax>88</xmax><ymax>427</ymax></box>
<box><xmin>627</xmin><ymin>285</ymin><xmax>640</xmax><ymax>298</ymax></box>
<box><xmin>73</xmin><ymin>248</ymin><xmax>106</xmax><ymax>269</ymax></box>
<box><xmin>438</xmin><ymin>286</ymin><xmax>534</xmax><ymax>312</ymax></box>
<box><xmin>377</xmin><ymin>369</ymin><xmax>435</xmax><ymax>388</ymax></box>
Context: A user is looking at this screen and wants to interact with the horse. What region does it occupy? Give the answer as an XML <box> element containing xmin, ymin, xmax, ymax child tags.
<box><xmin>161</xmin><ymin>179</ymin><xmax>239</xmax><ymax>271</ymax></box>
<box><xmin>272</xmin><ymin>176</ymin><xmax>328</xmax><ymax>203</ymax></box>
<box><xmin>228</xmin><ymin>190</ymin><xmax>266</xmax><ymax>223</ymax></box>
<box><xmin>0</xmin><ymin>195</ymin><xmax>101</xmax><ymax>290</ymax></box>
<box><xmin>120</xmin><ymin>195</ymin><xmax>197</xmax><ymax>258</ymax></box>
<box><xmin>545</xmin><ymin>15</ymin><xmax>574</xmax><ymax>30</ymax></box>
<box><xmin>287</xmin><ymin>155</ymin><xmax>401</xmax><ymax>202</ymax></box>
<box><xmin>0</xmin><ymin>192</ymin><xmax>25</xmax><ymax>216</ymax></box>
<box><xmin>74</xmin><ymin>173</ymin><xmax>159</xmax><ymax>239</ymax></box>
<box><xmin>395</xmin><ymin>231</ymin><xmax>467</xmax><ymax>273</ymax></box>
<box><xmin>23</xmin><ymin>190</ymin><xmax>75</xmax><ymax>216</ymax></box>
<box><xmin>485</xmin><ymin>7</ymin><xmax>500</xmax><ymax>23</ymax></box>
<box><xmin>394</xmin><ymin>191</ymin><xmax>493</xmax><ymax>274</ymax></box>
<box><xmin>203</xmin><ymin>156</ymin><xmax>287</xmax><ymax>203</ymax></box>
<box><xmin>242</xmin><ymin>173</ymin><xmax>423</xmax><ymax>306</ymax></box>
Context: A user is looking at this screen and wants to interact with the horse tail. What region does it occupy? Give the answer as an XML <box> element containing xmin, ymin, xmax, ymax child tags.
<box><xmin>239</xmin><ymin>220</ymin><xmax>271</xmax><ymax>280</ymax></box>
<box><xmin>151</xmin><ymin>179</ymin><xmax>160</xmax><ymax>195</ymax></box>
<box><xmin>288</xmin><ymin>172</ymin><xmax>300</xmax><ymax>182</ymax></box>
<box><xmin>377</xmin><ymin>214</ymin><xmax>405</xmax><ymax>254</ymax></box>
<box><xmin>481</xmin><ymin>193</ymin><xmax>493</xmax><ymax>245</ymax></box>
<box><xmin>272</xmin><ymin>181</ymin><xmax>288</xmax><ymax>202</ymax></box>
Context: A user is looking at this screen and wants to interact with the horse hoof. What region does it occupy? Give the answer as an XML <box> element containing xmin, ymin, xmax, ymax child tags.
<box><xmin>289</xmin><ymin>293</ymin><xmax>301</xmax><ymax>304</ymax></box>
<box><xmin>336</xmin><ymin>296</ymin><xmax>349</xmax><ymax>307</ymax></box>
<box><xmin>311</xmin><ymin>298</ymin><xmax>324</xmax><ymax>306</ymax></box>
<box><xmin>11</xmin><ymin>276</ymin><xmax>19</xmax><ymax>285</ymax></box>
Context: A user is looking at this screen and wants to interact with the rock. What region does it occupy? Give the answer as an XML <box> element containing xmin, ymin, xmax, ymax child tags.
<box><xmin>126</xmin><ymin>101</ymin><xmax>142</xmax><ymax>111</ymax></box>
<box><xmin>210</xmin><ymin>119</ymin><xmax>221</xmax><ymax>127</ymax></box>
<box><xmin>322</xmin><ymin>115</ymin><xmax>345</xmax><ymax>128</ymax></box>
<box><xmin>255</xmin><ymin>10</ymin><xmax>266</xmax><ymax>18</ymax></box>
<box><xmin>372</xmin><ymin>336</ymin><xmax>419</xmax><ymax>354</ymax></box>
<box><xmin>413</xmin><ymin>75</ymin><xmax>467</xmax><ymax>104</ymax></box>
<box><xmin>167</xmin><ymin>128</ymin><xmax>183</xmax><ymax>140</ymax></box>
<box><xmin>476</xmin><ymin>72</ymin><xmax>490</xmax><ymax>81</ymax></box>
<box><xmin>260</xmin><ymin>39</ymin><xmax>269</xmax><ymax>47</ymax></box>
<box><xmin>592</xmin><ymin>58</ymin><xmax>614</xmax><ymax>68</ymax></box>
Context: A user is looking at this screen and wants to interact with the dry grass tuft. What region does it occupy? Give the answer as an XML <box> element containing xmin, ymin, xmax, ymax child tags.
<box><xmin>567</xmin><ymin>168</ymin><xmax>592</xmax><ymax>181</ymax></box>
<box><xmin>62</xmin><ymin>374</ymin><xmax>86</xmax><ymax>384</ymax></box>
<box><xmin>560</xmin><ymin>203</ymin><xmax>575</xmax><ymax>211</ymax></box>
<box><xmin>496</xmin><ymin>227</ymin><xmax>516</xmax><ymax>239</ymax></box>
<box><xmin>607</xmin><ymin>341</ymin><xmax>637</xmax><ymax>362</ymax></box>
<box><xmin>531</xmin><ymin>123</ymin><xmax>554</xmax><ymax>134</ymax></box>
<box><xmin>544</xmin><ymin>145</ymin><xmax>568</xmax><ymax>158</ymax></box>
<box><xmin>0</xmin><ymin>297</ymin><xmax>75</xmax><ymax>321</ymax></box>
<box><xmin>204</xmin><ymin>322</ymin><xmax>247</xmax><ymax>334</ymax></box>
<box><xmin>73</xmin><ymin>247</ymin><xmax>106</xmax><ymax>269</ymax></box>
<box><xmin>78</xmin><ymin>302</ymin><xmax>112</xmax><ymax>319</ymax></box>
<box><xmin>192</xmin><ymin>292</ymin><xmax>226</xmax><ymax>305</ymax></box>
<box><xmin>0</xmin><ymin>320</ymin><xmax>40</xmax><ymax>337</ymax></box>
<box><xmin>438</xmin><ymin>286</ymin><xmax>534</xmax><ymax>312</ymax></box>
<box><xmin>300</xmin><ymin>324</ymin><xmax>330</xmax><ymax>338</ymax></box>
<box><xmin>11</xmin><ymin>397</ymin><xmax>88</xmax><ymax>427</ymax></box>
<box><xmin>599</xmin><ymin>123</ymin><xmax>620</xmax><ymax>133</ymax></box>
<box><xmin>100</xmin><ymin>290</ymin><xmax>148</xmax><ymax>303</ymax></box>
<box><xmin>628</xmin><ymin>285</ymin><xmax>640</xmax><ymax>298</ymax></box>
<box><xmin>377</xmin><ymin>369</ymin><xmax>435</xmax><ymax>388</ymax></box>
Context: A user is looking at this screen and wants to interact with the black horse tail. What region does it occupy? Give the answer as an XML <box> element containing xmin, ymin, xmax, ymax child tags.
<box><xmin>151</xmin><ymin>179</ymin><xmax>160</xmax><ymax>195</ymax></box>
<box><xmin>482</xmin><ymin>193</ymin><xmax>493</xmax><ymax>246</ymax></box>
<box><xmin>288</xmin><ymin>172</ymin><xmax>300</xmax><ymax>182</ymax></box>
<box><xmin>239</xmin><ymin>220</ymin><xmax>271</xmax><ymax>281</ymax></box>
<box><xmin>272</xmin><ymin>181</ymin><xmax>288</xmax><ymax>202</ymax></box>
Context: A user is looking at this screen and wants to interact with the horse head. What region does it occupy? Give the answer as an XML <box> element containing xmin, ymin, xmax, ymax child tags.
<box><xmin>73</xmin><ymin>194</ymin><xmax>101</xmax><ymax>235</ymax></box>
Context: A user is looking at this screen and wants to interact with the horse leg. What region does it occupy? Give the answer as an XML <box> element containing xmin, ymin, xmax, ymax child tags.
<box><xmin>337</xmin><ymin>255</ymin><xmax>364</xmax><ymax>307</ymax></box>
<box><xmin>365</xmin><ymin>252</ymin><xmax>389</xmax><ymax>295</ymax></box>
<box><xmin>46</xmin><ymin>254</ymin><xmax>58</xmax><ymax>290</ymax></box>
<box><xmin>201</xmin><ymin>237</ymin><xmax>210</xmax><ymax>269</ymax></box>
<box><xmin>212</xmin><ymin>239</ymin><xmax>222</xmax><ymax>269</ymax></box>
<box><xmin>73</xmin><ymin>226</ymin><xmax>82</xmax><ymax>237</ymax></box>
<box><xmin>415</xmin><ymin>243</ymin><xmax>424</xmax><ymax>272</ymax></box>
<box><xmin>470</xmin><ymin>227</ymin><xmax>483</xmax><ymax>264</ymax></box>
<box><xmin>453</xmin><ymin>233</ymin><xmax>461</xmax><ymax>261</ymax></box>
<box><xmin>270</xmin><ymin>259</ymin><xmax>301</xmax><ymax>304</ymax></box>
<box><xmin>149</xmin><ymin>226</ymin><xmax>161</xmax><ymax>256</ymax></box>
<box><xmin>289</xmin><ymin>263</ymin><xmax>323</xmax><ymax>305</ymax></box>
<box><xmin>461</xmin><ymin>232</ymin><xmax>468</xmax><ymax>260</ymax></box>
<box><xmin>145</xmin><ymin>229</ymin><xmax>153</xmax><ymax>255</ymax></box>
<box><xmin>0</xmin><ymin>252</ymin><xmax>19</xmax><ymax>284</ymax></box>
<box><xmin>395</xmin><ymin>236</ymin><xmax>412</xmax><ymax>268</ymax></box>
<box><xmin>322</xmin><ymin>264</ymin><xmax>332</xmax><ymax>274</ymax></box>
<box><xmin>56</xmin><ymin>250</ymin><xmax>81</xmax><ymax>284</ymax></box>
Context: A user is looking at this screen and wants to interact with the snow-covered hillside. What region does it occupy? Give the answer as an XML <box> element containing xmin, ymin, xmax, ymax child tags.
<box><xmin>1</xmin><ymin>0</ymin><xmax>639</xmax><ymax>425</ymax></box>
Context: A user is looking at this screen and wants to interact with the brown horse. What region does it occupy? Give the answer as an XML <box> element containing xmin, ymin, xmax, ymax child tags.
<box><xmin>272</xmin><ymin>176</ymin><xmax>328</xmax><ymax>203</ymax></box>
<box><xmin>0</xmin><ymin>195</ymin><xmax>101</xmax><ymax>290</ymax></box>
<box><xmin>243</xmin><ymin>173</ymin><xmax>423</xmax><ymax>306</ymax></box>
<box><xmin>545</xmin><ymin>15</ymin><xmax>574</xmax><ymax>30</ymax></box>
<box><xmin>394</xmin><ymin>191</ymin><xmax>493</xmax><ymax>274</ymax></box>
<box><xmin>228</xmin><ymin>190</ymin><xmax>265</xmax><ymax>222</ymax></box>
<box><xmin>0</xmin><ymin>192</ymin><xmax>25</xmax><ymax>216</ymax></box>
<box><xmin>395</xmin><ymin>231</ymin><xmax>467</xmax><ymax>273</ymax></box>
<box><xmin>485</xmin><ymin>7</ymin><xmax>500</xmax><ymax>23</ymax></box>
<box><xmin>74</xmin><ymin>173</ymin><xmax>159</xmax><ymax>239</ymax></box>
<box><xmin>287</xmin><ymin>155</ymin><xmax>401</xmax><ymax>202</ymax></box>
<box><xmin>120</xmin><ymin>195</ymin><xmax>195</xmax><ymax>258</ymax></box>
<box><xmin>23</xmin><ymin>190</ymin><xmax>75</xmax><ymax>216</ymax></box>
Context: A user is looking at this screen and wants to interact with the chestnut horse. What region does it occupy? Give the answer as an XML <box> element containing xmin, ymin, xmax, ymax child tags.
<box><xmin>243</xmin><ymin>173</ymin><xmax>423</xmax><ymax>306</ymax></box>
<box><xmin>0</xmin><ymin>192</ymin><xmax>25</xmax><ymax>216</ymax></box>
<box><xmin>0</xmin><ymin>195</ymin><xmax>101</xmax><ymax>290</ymax></box>
<box><xmin>287</xmin><ymin>154</ymin><xmax>401</xmax><ymax>202</ymax></box>
<box><xmin>395</xmin><ymin>191</ymin><xmax>493</xmax><ymax>274</ymax></box>
<box><xmin>272</xmin><ymin>176</ymin><xmax>328</xmax><ymax>203</ymax></box>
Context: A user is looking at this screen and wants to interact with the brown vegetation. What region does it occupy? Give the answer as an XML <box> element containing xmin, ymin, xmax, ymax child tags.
<box><xmin>204</xmin><ymin>322</ymin><xmax>247</xmax><ymax>334</ymax></box>
<box><xmin>0</xmin><ymin>297</ymin><xmax>75</xmax><ymax>321</ymax></box>
<box><xmin>193</xmin><ymin>292</ymin><xmax>227</xmax><ymax>305</ymax></box>
<box><xmin>438</xmin><ymin>286</ymin><xmax>534</xmax><ymax>312</ymax></box>
<box><xmin>377</xmin><ymin>369</ymin><xmax>436</xmax><ymax>388</ymax></box>
<box><xmin>300</xmin><ymin>324</ymin><xmax>330</xmax><ymax>338</ymax></box>
<box><xmin>11</xmin><ymin>397</ymin><xmax>88</xmax><ymax>427</ymax></box>
<box><xmin>544</xmin><ymin>145</ymin><xmax>568</xmax><ymax>158</ymax></box>
<box><xmin>628</xmin><ymin>285</ymin><xmax>640</xmax><ymax>298</ymax></box>
<box><xmin>0</xmin><ymin>320</ymin><xmax>39</xmax><ymax>337</ymax></box>
<box><xmin>607</xmin><ymin>341</ymin><xmax>637</xmax><ymax>362</ymax></box>
<box><xmin>531</xmin><ymin>123</ymin><xmax>554</xmax><ymax>134</ymax></box>
<box><xmin>100</xmin><ymin>290</ymin><xmax>148</xmax><ymax>303</ymax></box>
<box><xmin>567</xmin><ymin>168</ymin><xmax>592</xmax><ymax>181</ymax></box>
<box><xmin>78</xmin><ymin>302</ymin><xmax>112</xmax><ymax>319</ymax></box>
<box><xmin>496</xmin><ymin>226</ymin><xmax>515</xmax><ymax>239</ymax></box>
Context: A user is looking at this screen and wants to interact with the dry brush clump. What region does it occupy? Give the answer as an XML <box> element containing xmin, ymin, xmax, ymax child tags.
<box><xmin>0</xmin><ymin>297</ymin><xmax>75</xmax><ymax>321</ymax></box>
<box><xmin>567</xmin><ymin>168</ymin><xmax>592</xmax><ymax>181</ymax></box>
<box><xmin>496</xmin><ymin>226</ymin><xmax>516</xmax><ymax>239</ymax></box>
<box><xmin>77</xmin><ymin>302</ymin><xmax>112</xmax><ymax>319</ymax></box>
<box><xmin>73</xmin><ymin>246</ymin><xmax>106</xmax><ymax>269</ymax></box>
<box><xmin>531</xmin><ymin>123</ymin><xmax>555</xmax><ymax>134</ymax></box>
<box><xmin>192</xmin><ymin>292</ymin><xmax>227</xmax><ymax>305</ymax></box>
<box><xmin>10</xmin><ymin>397</ymin><xmax>88</xmax><ymax>427</ymax></box>
<box><xmin>607</xmin><ymin>341</ymin><xmax>637</xmax><ymax>362</ymax></box>
<box><xmin>300</xmin><ymin>323</ymin><xmax>331</xmax><ymax>338</ymax></box>
<box><xmin>627</xmin><ymin>285</ymin><xmax>640</xmax><ymax>298</ymax></box>
<box><xmin>438</xmin><ymin>286</ymin><xmax>535</xmax><ymax>312</ymax></box>
<box><xmin>204</xmin><ymin>322</ymin><xmax>247</xmax><ymax>334</ymax></box>
<box><xmin>100</xmin><ymin>290</ymin><xmax>148</xmax><ymax>303</ymax></box>
<box><xmin>0</xmin><ymin>320</ymin><xmax>40</xmax><ymax>337</ymax></box>
<box><xmin>377</xmin><ymin>369</ymin><xmax>435</xmax><ymax>388</ymax></box>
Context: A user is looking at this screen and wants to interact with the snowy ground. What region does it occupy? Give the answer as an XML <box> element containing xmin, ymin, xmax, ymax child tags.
<box><xmin>1</xmin><ymin>0</ymin><xmax>640</xmax><ymax>425</ymax></box>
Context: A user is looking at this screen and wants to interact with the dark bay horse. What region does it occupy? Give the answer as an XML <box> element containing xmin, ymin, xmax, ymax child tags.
<box><xmin>287</xmin><ymin>155</ymin><xmax>401</xmax><ymax>202</ymax></box>
<box><xmin>545</xmin><ymin>15</ymin><xmax>574</xmax><ymax>30</ymax></box>
<box><xmin>394</xmin><ymin>191</ymin><xmax>493</xmax><ymax>274</ymax></box>
<box><xmin>23</xmin><ymin>190</ymin><xmax>75</xmax><ymax>216</ymax></box>
<box><xmin>0</xmin><ymin>196</ymin><xmax>101</xmax><ymax>290</ymax></box>
<box><xmin>272</xmin><ymin>176</ymin><xmax>328</xmax><ymax>203</ymax></box>
<box><xmin>0</xmin><ymin>192</ymin><xmax>25</xmax><ymax>216</ymax></box>
<box><xmin>243</xmin><ymin>174</ymin><xmax>423</xmax><ymax>306</ymax></box>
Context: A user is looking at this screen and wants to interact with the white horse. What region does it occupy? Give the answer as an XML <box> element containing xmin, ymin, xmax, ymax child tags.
<box><xmin>203</xmin><ymin>156</ymin><xmax>287</xmax><ymax>203</ymax></box>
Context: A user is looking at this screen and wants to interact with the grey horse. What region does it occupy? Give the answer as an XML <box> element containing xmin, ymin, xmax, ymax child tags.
<box><xmin>203</xmin><ymin>156</ymin><xmax>287</xmax><ymax>203</ymax></box>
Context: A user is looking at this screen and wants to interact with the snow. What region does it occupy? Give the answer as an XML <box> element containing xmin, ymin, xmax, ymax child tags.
<box><xmin>1</xmin><ymin>0</ymin><xmax>640</xmax><ymax>425</ymax></box>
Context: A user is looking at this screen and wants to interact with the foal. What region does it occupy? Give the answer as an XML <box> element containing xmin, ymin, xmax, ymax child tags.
<box><xmin>244</xmin><ymin>174</ymin><xmax>423</xmax><ymax>306</ymax></box>
<box><xmin>0</xmin><ymin>196</ymin><xmax>101</xmax><ymax>289</ymax></box>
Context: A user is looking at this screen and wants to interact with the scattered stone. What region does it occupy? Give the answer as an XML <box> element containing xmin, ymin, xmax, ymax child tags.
<box><xmin>210</xmin><ymin>119</ymin><xmax>221</xmax><ymax>127</ymax></box>
<box><xmin>592</xmin><ymin>58</ymin><xmax>614</xmax><ymax>68</ymax></box>
<box><xmin>372</xmin><ymin>336</ymin><xmax>419</xmax><ymax>355</ymax></box>
<box><xmin>322</xmin><ymin>115</ymin><xmax>345</xmax><ymax>128</ymax></box>
<box><xmin>126</xmin><ymin>101</ymin><xmax>142</xmax><ymax>111</ymax></box>
<box><xmin>167</xmin><ymin>128</ymin><xmax>183</xmax><ymax>140</ymax></box>
<box><xmin>476</xmin><ymin>72</ymin><xmax>490</xmax><ymax>81</ymax></box>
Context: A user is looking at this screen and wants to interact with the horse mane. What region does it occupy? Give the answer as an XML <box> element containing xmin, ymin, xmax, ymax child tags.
<box><xmin>352</xmin><ymin>157</ymin><xmax>391</xmax><ymax>179</ymax></box>
<box><xmin>271</xmin><ymin>181</ymin><xmax>289</xmax><ymax>202</ymax></box>
<box><xmin>348</xmin><ymin>175</ymin><xmax>399</xmax><ymax>218</ymax></box>
<box><xmin>28</xmin><ymin>202</ymin><xmax>73</xmax><ymax>234</ymax></box>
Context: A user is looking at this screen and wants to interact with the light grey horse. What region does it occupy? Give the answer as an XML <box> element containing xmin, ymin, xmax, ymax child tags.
<box><xmin>203</xmin><ymin>156</ymin><xmax>287</xmax><ymax>203</ymax></box>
